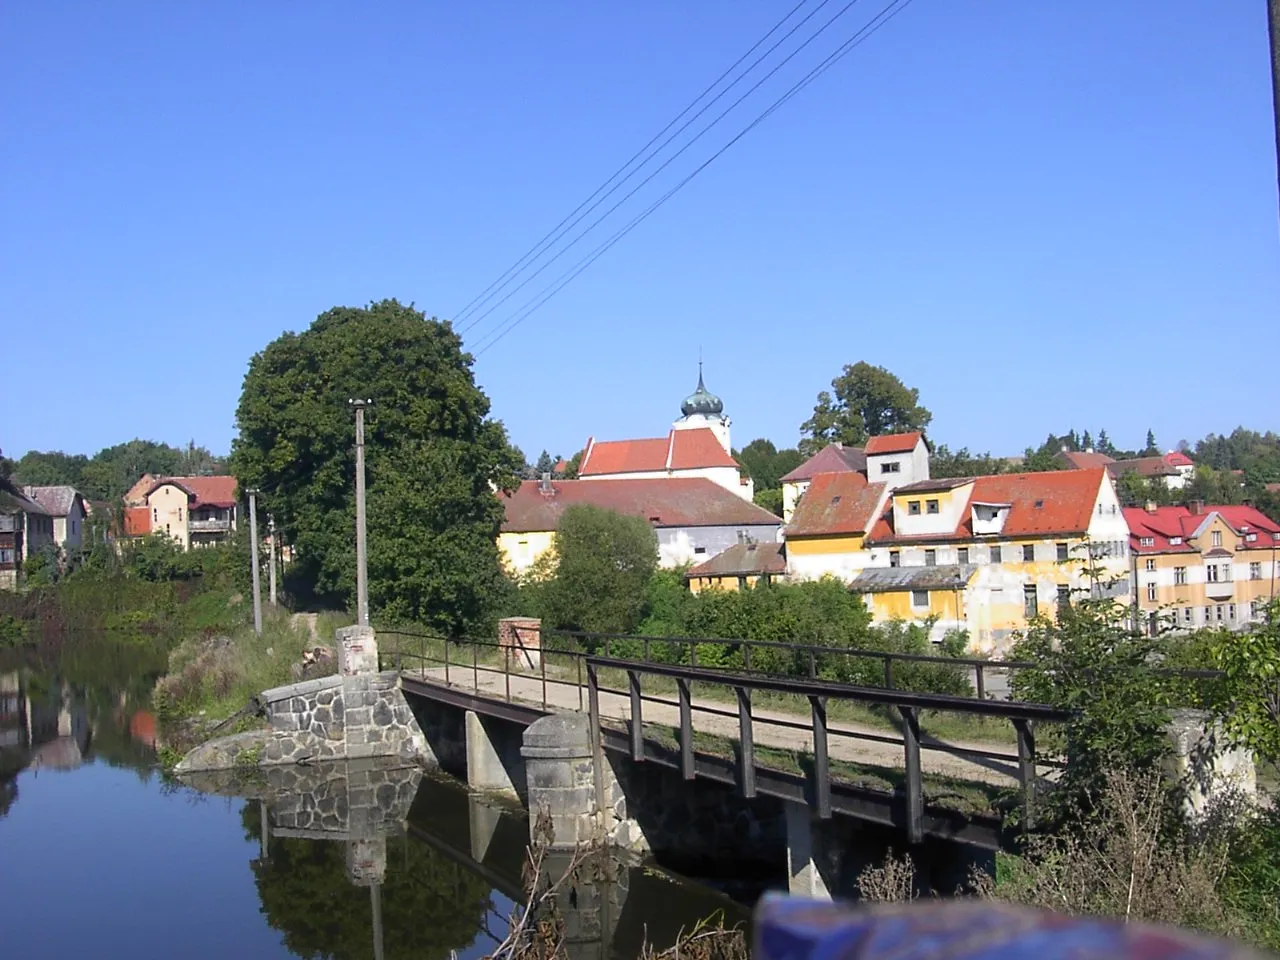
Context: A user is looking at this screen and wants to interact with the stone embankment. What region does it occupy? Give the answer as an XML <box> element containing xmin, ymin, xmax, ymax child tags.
<box><xmin>176</xmin><ymin>625</ymin><xmax>430</xmax><ymax>774</ymax></box>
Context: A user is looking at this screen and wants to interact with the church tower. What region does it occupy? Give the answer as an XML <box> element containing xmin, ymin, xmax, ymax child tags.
<box><xmin>672</xmin><ymin>364</ymin><xmax>731</xmax><ymax>453</ymax></box>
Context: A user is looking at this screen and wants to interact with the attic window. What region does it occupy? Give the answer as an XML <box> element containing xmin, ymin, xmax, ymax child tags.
<box><xmin>1139</xmin><ymin>537</ymin><xmax>1154</xmax><ymax>547</ymax></box>
<box><xmin>831</xmin><ymin>496</ymin><xmax>842</xmax><ymax>505</ymax></box>
<box><xmin>648</xmin><ymin>516</ymin><xmax>661</xmax><ymax>524</ymax></box>
<box><xmin>1169</xmin><ymin>537</ymin><xmax>1182</xmax><ymax>545</ymax></box>
<box><xmin>1034</xmin><ymin>499</ymin><xmax>1044</xmax><ymax>508</ymax></box>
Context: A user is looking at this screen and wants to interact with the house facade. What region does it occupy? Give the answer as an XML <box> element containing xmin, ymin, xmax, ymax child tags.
<box><xmin>126</xmin><ymin>476</ymin><xmax>239</xmax><ymax>550</ymax></box>
<box><xmin>0</xmin><ymin>487</ymin><xmax>53</xmax><ymax>590</ymax></box>
<box><xmin>576</xmin><ymin>370</ymin><xmax>754</xmax><ymax>500</ymax></box>
<box><xmin>779</xmin><ymin>443</ymin><xmax>866</xmax><ymax>524</ymax></box>
<box><xmin>1125</xmin><ymin>502</ymin><xmax>1280</xmax><ymax>633</ymax></box>
<box><xmin>499</xmin><ymin>477</ymin><xmax>782</xmax><ymax>576</ymax></box>
<box><xmin>685</xmin><ymin>541</ymin><xmax>786</xmax><ymax>594</ymax></box>
<box><xmin>21</xmin><ymin>486</ymin><xmax>86</xmax><ymax>553</ymax></box>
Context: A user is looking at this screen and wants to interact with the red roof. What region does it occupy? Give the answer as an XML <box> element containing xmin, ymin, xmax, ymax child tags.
<box><xmin>779</xmin><ymin>444</ymin><xmax>866</xmax><ymax>483</ymax></box>
<box><xmin>501</xmin><ymin>478</ymin><xmax>781</xmax><ymax>533</ymax></box>
<box><xmin>785</xmin><ymin>473</ymin><xmax>886</xmax><ymax>537</ymax></box>
<box><xmin>1124</xmin><ymin>504</ymin><xmax>1280</xmax><ymax>554</ymax></box>
<box><xmin>1163</xmin><ymin>451</ymin><xmax>1194</xmax><ymax>468</ymax></box>
<box><xmin>1108</xmin><ymin>457</ymin><xmax>1178</xmax><ymax>479</ymax></box>
<box><xmin>146</xmin><ymin>475</ymin><xmax>239</xmax><ymax>508</ymax></box>
<box><xmin>1059</xmin><ymin>450</ymin><xmax>1115</xmax><ymax>470</ymax></box>
<box><xmin>579</xmin><ymin>429</ymin><xmax>737</xmax><ymax>476</ymax></box>
<box><xmin>864</xmin><ymin>432</ymin><xmax>922</xmax><ymax>456</ymax></box>
<box><xmin>868</xmin><ymin>469</ymin><xmax>1108</xmax><ymax>543</ymax></box>
<box><xmin>124</xmin><ymin>506</ymin><xmax>151</xmax><ymax>536</ymax></box>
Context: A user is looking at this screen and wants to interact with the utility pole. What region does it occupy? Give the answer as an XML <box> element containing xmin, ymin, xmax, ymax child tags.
<box><xmin>1269</xmin><ymin>0</ymin><xmax>1280</xmax><ymax>222</ymax></box>
<box><xmin>248</xmin><ymin>489</ymin><xmax>263</xmax><ymax>636</ymax></box>
<box><xmin>350</xmin><ymin>399</ymin><xmax>372</xmax><ymax>627</ymax></box>
<box><xmin>268</xmin><ymin>514</ymin><xmax>278</xmax><ymax>607</ymax></box>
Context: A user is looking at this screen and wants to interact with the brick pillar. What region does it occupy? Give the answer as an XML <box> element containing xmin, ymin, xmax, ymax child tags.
<box><xmin>337</xmin><ymin>624</ymin><xmax>379</xmax><ymax>676</ymax></box>
<box><xmin>498</xmin><ymin>616</ymin><xmax>541</xmax><ymax>670</ymax></box>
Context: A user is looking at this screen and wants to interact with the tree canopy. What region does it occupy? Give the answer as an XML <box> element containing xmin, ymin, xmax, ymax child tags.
<box><xmin>231</xmin><ymin>300</ymin><xmax>522</xmax><ymax>631</ymax></box>
<box><xmin>10</xmin><ymin>440</ymin><xmax>226</xmax><ymax>501</ymax></box>
<box><xmin>799</xmin><ymin>362</ymin><xmax>931</xmax><ymax>455</ymax></box>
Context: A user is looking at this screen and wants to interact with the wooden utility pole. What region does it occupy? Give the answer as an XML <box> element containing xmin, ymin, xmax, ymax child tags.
<box><xmin>248</xmin><ymin>489</ymin><xmax>263</xmax><ymax>636</ymax></box>
<box><xmin>267</xmin><ymin>514</ymin><xmax>278</xmax><ymax>606</ymax></box>
<box><xmin>350</xmin><ymin>399</ymin><xmax>372</xmax><ymax>627</ymax></box>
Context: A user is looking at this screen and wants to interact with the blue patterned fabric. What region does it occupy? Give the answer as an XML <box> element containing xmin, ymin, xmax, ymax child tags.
<box><xmin>753</xmin><ymin>896</ymin><xmax>1266</xmax><ymax>960</ymax></box>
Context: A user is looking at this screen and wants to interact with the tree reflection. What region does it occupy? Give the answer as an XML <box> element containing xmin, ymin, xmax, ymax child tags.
<box><xmin>240</xmin><ymin>803</ymin><xmax>494</xmax><ymax>960</ymax></box>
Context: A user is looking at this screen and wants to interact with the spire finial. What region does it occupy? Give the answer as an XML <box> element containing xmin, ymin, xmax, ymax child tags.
<box><xmin>697</xmin><ymin>350</ymin><xmax>705</xmax><ymax>391</ymax></box>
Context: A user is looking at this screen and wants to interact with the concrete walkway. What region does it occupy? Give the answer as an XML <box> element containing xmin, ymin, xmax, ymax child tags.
<box><xmin>405</xmin><ymin>663</ymin><xmax>1025</xmax><ymax>788</ymax></box>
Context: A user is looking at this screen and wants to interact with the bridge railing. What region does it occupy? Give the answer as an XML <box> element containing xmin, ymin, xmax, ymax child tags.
<box><xmin>584</xmin><ymin>654</ymin><xmax>1074</xmax><ymax>843</ymax></box>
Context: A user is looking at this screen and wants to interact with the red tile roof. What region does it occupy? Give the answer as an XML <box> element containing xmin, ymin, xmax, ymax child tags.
<box><xmin>501</xmin><ymin>478</ymin><xmax>781</xmax><ymax>533</ymax></box>
<box><xmin>146</xmin><ymin>475</ymin><xmax>239</xmax><ymax>508</ymax></box>
<box><xmin>579</xmin><ymin>429</ymin><xmax>737</xmax><ymax>476</ymax></box>
<box><xmin>1124</xmin><ymin>504</ymin><xmax>1280</xmax><ymax>553</ymax></box>
<box><xmin>779</xmin><ymin>444</ymin><xmax>866</xmax><ymax>483</ymax></box>
<box><xmin>1108</xmin><ymin>457</ymin><xmax>1179</xmax><ymax>479</ymax></box>
<box><xmin>785</xmin><ymin>473</ymin><xmax>886</xmax><ymax>538</ymax></box>
<box><xmin>685</xmin><ymin>541</ymin><xmax>786</xmax><ymax>579</ymax></box>
<box><xmin>867</xmin><ymin>469</ymin><xmax>1108</xmax><ymax>543</ymax></box>
<box><xmin>123</xmin><ymin>506</ymin><xmax>151</xmax><ymax>537</ymax></box>
<box><xmin>864</xmin><ymin>432</ymin><xmax>923</xmax><ymax>456</ymax></box>
<box><xmin>1059</xmin><ymin>450</ymin><xmax>1115</xmax><ymax>469</ymax></box>
<box><xmin>1164</xmin><ymin>451</ymin><xmax>1194</xmax><ymax>468</ymax></box>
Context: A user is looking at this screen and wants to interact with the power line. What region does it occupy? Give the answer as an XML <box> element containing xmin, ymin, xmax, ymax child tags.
<box><xmin>453</xmin><ymin>0</ymin><xmax>819</xmax><ymax>329</ymax></box>
<box><xmin>459</xmin><ymin>0</ymin><xmax>869</xmax><ymax>343</ymax></box>
<box><xmin>472</xmin><ymin>0</ymin><xmax>915</xmax><ymax>358</ymax></box>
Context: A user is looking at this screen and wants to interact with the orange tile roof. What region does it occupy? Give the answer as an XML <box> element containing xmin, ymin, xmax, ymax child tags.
<box><xmin>146</xmin><ymin>475</ymin><xmax>239</xmax><ymax>508</ymax></box>
<box><xmin>501</xmin><ymin>478</ymin><xmax>781</xmax><ymax>533</ymax></box>
<box><xmin>123</xmin><ymin>506</ymin><xmax>151</xmax><ymax>536</ymax></box>
<box><xmin>864</xmin><ymin>432</ymin><xmax>923</xmax><ymax>455</ymax></box>
<box><xmin>578</xmin><ymin>429</ymin><xmax>736</xmax><ymax>476</ymax></box>
<box><xmin>1059</xmin><ymin>450</ymin><xmax>1115</xmax><ymax>470</ymax></box>
<box><xmin>868</xmin><ymin>468</ymin><xmax>1108</xmax><ymax>543</ymax></box>
<box><xmin>779</xmin><ymin>444</ymin><xmax>866</xmax><ymax>483</ymax></box>
<box><xmin>785</xmin><ymin>473</ymin><xmax>886</xmax><ymax>537</ymax></box>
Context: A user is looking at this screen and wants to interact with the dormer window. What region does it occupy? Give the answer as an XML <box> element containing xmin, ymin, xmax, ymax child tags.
<box><xmin>908</xmin><ymin>501</ymin><xmax>921</xmax><ymax>516</ymax></box>
<box><xmin>1139</xmin><ymin>537</ymin><xmax>1154</xmax><ymax>547</ymax></box>
<box><xmin>926</xmin><ymin>499</ymin><xmax>939</xmax><ymax>514</ymax></box>
<box><xmin>1169</xmin><ymin>537</ymin><xmax>1182</xmax><ymax>545</ymax></box>
<box><xmin>881</xmin><ymin>461</ymin><xmax>901</xmax><ymax>474</ymax></box>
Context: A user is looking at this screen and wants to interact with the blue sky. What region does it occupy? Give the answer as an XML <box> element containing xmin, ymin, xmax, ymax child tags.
<box><xmin>2</xmin><ymin>1</ymin><xmax>1276</xmax><ymax>464</ymax></box>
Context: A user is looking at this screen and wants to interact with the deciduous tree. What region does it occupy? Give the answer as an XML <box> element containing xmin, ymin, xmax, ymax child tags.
<box><xmin>799</xmin><ymin>363</ymin><xmax>931</xmax><ymax>455</ymax></box>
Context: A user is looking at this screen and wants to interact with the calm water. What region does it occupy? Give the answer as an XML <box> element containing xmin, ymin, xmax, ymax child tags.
<box><xmin>0</xmin><ymin>653</ymin><xmax>745</xmax><ymax>960</ymax></box>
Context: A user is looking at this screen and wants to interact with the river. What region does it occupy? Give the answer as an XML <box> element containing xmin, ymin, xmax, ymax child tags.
<box><xmin>0</xmin><ymin>646</ymin><xmax>748</xmax><ymax>959</ymax></box>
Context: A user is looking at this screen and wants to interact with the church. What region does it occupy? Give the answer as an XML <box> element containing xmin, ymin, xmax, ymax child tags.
<box><xmin>576</xmin><ymin>368</ymin><xmax>754</xmax><ymax>501</ymax></box>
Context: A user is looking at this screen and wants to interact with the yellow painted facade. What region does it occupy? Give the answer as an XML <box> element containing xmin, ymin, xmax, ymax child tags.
<box><xmin>147</xmin><ymin>483</ymin><xmax>191</xmax><ymax>551</ymax></box>
<box><xmin>687</xmin><ymin>573</ymin><xmax>773</xmax><ymax>595</ymax></box>
<box><xmin>498</xmin><ymin>530</ymin><xmax>556</xmax><ymax>577</ymax></box>
<box><xmin>785</xmin><ymin>534</ymin><xmax>865</xmax><ymax>556</ymax></box>
<box><xmin>863</xmin><ymin>586</ymin><xmax>964</xmax><ymax>623</ymax></box>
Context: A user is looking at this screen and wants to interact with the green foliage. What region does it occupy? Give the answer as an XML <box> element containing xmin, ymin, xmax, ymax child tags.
<box><xmin>0</xmin><ymin>614</ymin><xmax>28</xmax><ymax>647</ymax></box>
<box><xmin>928</xmin><ymin>445</ymin><xmax>1008</xmax><ymax>479</ymax></box>
<box><xmin>11</xmin><ymin>439</ymin><xmax>226</xmax><ymax>502</ymax></box>
<box><xmin>1142</xmin><ymin>428</ymin><xmax>1160</xmax><ymax>457</ymax></box>
<box><xmin>1010</xmin><ymin>595</ymin><xmax>1173</xmax><ymax>818</ymax></box>
<box><xmin>231</xmin><ymin>299</ymin><xmax>522</xmax><ymax>633</ymax></box>
<box><xmin>752</xmin><ymin>486</ymin><xmax>784</xmax><ymax>516</ymax></box>
<box><xmin>735</xmin><ymin>438</ymin><xmax>804</xmax><ymax>491</ymax></box>
<box><xmin>538</xmin><ymin>505</ymin><xmax>658</xmax><ymax>635</ymax></box>
<box><xmin>799</xmin><ymin>362</ymin><xmax>931</xmax><ymax>455</ymax></box>
<box><xmin>1210</xmin><ymin>601</ymin><xmax>1280</xmax><ymax>766</ymax></box>
<box><xmin>22</xmin><ymin>543</ymin><xmax>62</xmax><ymax>587</ymax></box>
<box><xmin>10</xmin><ymin>450</ymin><xmax>88</xmax><ymax>487</ymax></box>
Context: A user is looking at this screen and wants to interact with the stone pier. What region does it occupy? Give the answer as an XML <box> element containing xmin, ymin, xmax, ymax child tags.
<box><xmin>176</xmin><ymin>625</ymin><xmax>431</xmax><ymax>773</ymax></box>
<box><xmin>520</xmin><ymin>713</ymin><xmax>601</xmax><ymax>849</ymax></box>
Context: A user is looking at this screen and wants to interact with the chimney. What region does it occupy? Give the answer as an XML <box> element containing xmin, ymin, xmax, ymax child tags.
<box><xmin>1086</xmin><ymin>447</ymin><xmax>1094</xmax><ymax>455</ymax></box>
<box><xmin>538</xmin><ymin>473</ymin><xmax>554</xmax><ymax>497</ymax></box>
<box><xmin>1144</xmin><ymin>501</ymin><xmax>1157</xmax><ymax>514</ymax></box>
<box><xmin>1188</xmin><ymin>499</ymin><xmax>1204</xmax><ymax>515</ymax></box>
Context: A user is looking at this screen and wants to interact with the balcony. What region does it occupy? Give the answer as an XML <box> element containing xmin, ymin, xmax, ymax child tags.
<box><xmin>1204</xmin><ymin>579</ymin><xmax>1234</xmax><ymax>600</ymax></box>
<box><xmin>189</xmin><ymin>519</ymin><xmax>232</xmax><ymax>534</ymax></box>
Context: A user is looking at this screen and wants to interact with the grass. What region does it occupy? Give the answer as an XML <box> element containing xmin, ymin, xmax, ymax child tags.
<box><xmin>614</xmin><ymin>719</ymin><xmax>1011</xmax><ymax>818</ymax></box>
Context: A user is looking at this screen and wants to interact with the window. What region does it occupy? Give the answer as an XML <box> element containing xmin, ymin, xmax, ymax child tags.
<box><xmin>1252</xmin><ymin>599</ymin><xmax>1264</xmax><ymax>619</ymax></box>
<box><xmin>0</xmin><ymin>548</ymin><xmax>13</xmax><ymax>565</ymax></box>
<box><xmin>153</xmin><ymin>508</ymin><xmax>158</xmax><ymax>522</ymax></box>
<box><xmin>737</xmin><ymin>576</ymin><xmax>749</xmax><ymax>589</ymax></box>
<box><xmin>1139</xmin><ymin>537</ymin><xmax>1154</xmax><ymax>547</ymax></box>
<box><xmin>694</xmin><ymin>547</ymin><xmax>707</xmax><ymax>555</ymax></box>
<box><xmin>1250</xmin><ymin>562</ymin><xmax>1262</xmax><ymax>580</ymax></box>
<box><xmin>957</xmin><ymin>547</ymin><xmax>969</xmax><ymax>564</ymax></box>
<box><xmin>1212</xmin><ymin>530</ymin><xmax>1223</xmax><ymax>548</ymax></box>
<box><xmin>1215</xmin><ymin>605</ymin><xmax>1224</xmax><ymax>622</ymax></box>
<box><xmin>1222</xmin><ymin>563</ymin><xmax>1232</xmax><ymax>581</ymax></box>
<box><xmin>1057</xmin><ymin>585</ymin><xmax>1071</xmax><ymax>611</ymax></box>
<box><xmin>1182</xmin><ymin>607</ymin><xmax>1193</xmax><ymax>625</ymax></box>
<box><xmin>165</xmin><ymin>523</ymin><xmax>171</xmax><ymax>534</ymax></box>
<box><xmin>881</xmin><ymin>461</ymin><xmax>902</xmax><ymax>474</ymax></box>
<box><xmin>1169</xmin><ymin>537</ymin><xmax>1183</xmax><ymax>545</ymax></box>
<box><xmin>1145</xmin><ymin>558</ymin><xmax>1156</xmax><ymax>572</ymax></box>
<box><xmin>1207</xmin><ymin>564</ymin><xmax>1220</xmax><ymax>583</ymax></box>
<box><xmin>889</xmin><ymin>550</ymin><xmax>900</xmax><ymax>568</ymax></box>
<box><xmin>1245</xmin><ymin>533</ymin><xmax>1257</xmax><ymax>543</ymax></box>
<box><xmin>1024</xmin><ymin>585</ymin><xmax>1038</xmax><ymax>618</ymax></box>
<box><xmin>924</xmin><ymin>549</ymin><xmax>937</xmax><ymax>566</ymax></box>
<box><xmin>70</xmin><ymin>520</ymin><xmax>77</xmax><ymax>534</ymax></box>
<box><xmin>907</xmin><ymin>500</ymin><xmax>921</xmax><ymax>516</ymax></box>
<box><xmin>990</xmin><ymin>545</ymin><xmax>1002</xmax><ymax>563</ymax></box>
<box><xmin>1228</xmin><ymin>603</ymin><xmax>1236</xmax><ymax>621</ymax></box>
<box><xmin>1056</xmin><ymin>542</ymin><xmax>1069</xmax><ymax>562</ymax></box>
<box><xmin>1147</xmin><ymin>582</ymin><xmax>1157</xmax><ymax>602</ymax></box>
<box><xmin>1205</xmin><ymin>606</ymin><xmax>1213</xmax><ymax>622</ymax></box>
<box><xmin>1022</xmin><ymin>544</ymin><xmax>1035</xmax><ymax>562</ymax></box>
<box><xmin>926</xmin><ymin>499</ymin><xmax>939</xmax><ymax>515</ymax></box>
<box><xmin>911</xmin><ymin>589</ymin><xmax>929</xmax><ymax>608</ymax></box>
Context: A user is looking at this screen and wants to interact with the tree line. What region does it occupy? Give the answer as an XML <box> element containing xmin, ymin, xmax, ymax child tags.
<box><xmin>7</xmin><ymin>439</ymin><xmax>227</xmax><ymax>502</ymax></box>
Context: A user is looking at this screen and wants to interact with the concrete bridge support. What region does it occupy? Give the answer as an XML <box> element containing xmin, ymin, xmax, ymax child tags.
<box><xmin>465</xmin><ymin>710</ymin><xmax>523</xmax><ymax>799</ymax></box>
<box><xmin>784</xmin><ymin>800</ymin><xmax>833</xmax><ymax>899</ymax></box>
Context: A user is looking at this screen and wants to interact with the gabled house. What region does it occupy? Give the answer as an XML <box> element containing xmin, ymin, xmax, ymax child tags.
<box><xmin>126</xmin><ymin>475</ymin><xmax>239</xmax><ymax>550</ymax></box>
<box><xmin>0</xmin><ymin>485</ymin><xmax>53</xmax><ymax>590</ymax></box>
<box><xmin>779</xmin><ymin>443</ymin><xmax>866</xmax><ymax>523</ymax></box>
<box><xmin>1126</xmin><ymin>501</ymin><xmax>1280</xmax><ymax>633</ymax></box>
<box><xmin>499</xmin><ymin>477</ymin><xmax>782</xmax><ymax>575</ymax></box>
<box><xmin>864</xmin><ymin>432</ymin><xmax>930</xmax><ymax>491</ymax></box>
<box><xmin>685</xmin><ymin>541</ymin><xmax>786</xmax><ymax>594</ymax></box>
<box><xmin>783</xmin><ymin>472</ymin><xmax>891</xmax><ymax>582</ymax></box>
<box><xmin>1058</xmin><ymin>449</ymin><xmax>1195</xmax><ymax>491</ymax></box>
<box><xmin>21</xmin><ymin>486</ymin><xmax>86</xmax><ymax>553</ymax></box>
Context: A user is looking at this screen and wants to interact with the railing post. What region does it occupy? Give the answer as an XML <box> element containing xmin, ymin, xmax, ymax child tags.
<box><xmin>587</xmin><ymin>664</ymin><xmax>606</xmax><ymax>825</ymax></box>
<box><xmin>808</xmin><ymin>649</ymin><xmax>816</xmax><ymax>680</ymax></box>
<box><xmin>419</xmin><ymin>634</ymin><xmax>425</xmax><ymax>679</ymax></box>
<box><xmin>443</xmin><ymin>639</ymin><xmax>450</xmax><ymax>686</ymax></box>
<box><xmin>884</xmin><ymin>656</ymin><xmax>894</xmax><ymax>689</ymax></box>
<box><xmin>626</xmin><ymin>670</ymin><xmax>644</xmax><ymax>761</ymax></box>
<box><xmin>899</xmin><ymin>706</ymin><xmax>923</xmax><ymax>844</ymax></box>
<box><xmin>540</xmin><ymin>645</ymin><xmax>547</xmax><ymax>710</ymax></box>
<box><xmin>975</xmin><ymin>664</ymin><xmax>986</xmax><ymax>701</ymax></box>
<box><xmin>394</xmin><ymin>635</ymin><xmax>401</xmax><ymax>673</ymax></box>
<box><xmin>576</xmin><ymin>655</ymin><xmax>584</xmax><ymax>712</ymax></box>
<box><xmin>1013</xmin><ymin>718</ymin><xmax>1036</xmax><ymax>829</ymax></box>
<box><xmin>691</xmin><ymin>644</ymin><xmax>698</xmax><ymax>668</ymax></box>
<box><xmin>809</xmin><ymin>695</ymin><xmax>831</xmax><ymax>819</ymax></box>
<box><xmin>737</xmin><ymin>686</ymin><xmax>755</xmax><ymax>798</ymax></box>
<box><xmin>473</xmin><ymin>642</ymin><xmax>479</xmax><ymax>692</ymax></box>
<box><xmin>677</xmin><ymin>678</ymin><xmax>694</xmax><ymax>780</ymax></box>
<box><xmin>644</xmin><ymin>636</ymin><xmax>651</xmax><ymax>664</ymax></box>
<box><xmin>743</xmin><ymin>643</ymin><xmax>752</xmax><ymax>673</ymax></box>
<box><xmin>504</xmin><ymin>644</ymin><xmax>511</xmax><ymax>702</ymax></box>
<box><xmin>604</xmin><ymin>635</ymin><xmax>611</xmax><ymax>658</ymax></box>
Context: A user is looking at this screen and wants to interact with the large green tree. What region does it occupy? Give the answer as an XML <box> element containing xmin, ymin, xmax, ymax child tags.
<box><xmin>735</xmin><ymin>438</ymin><xmax>804</xmax><ymax>492</ymax></box>
<box><xmin>10</xmin><ymin>450</ymin><xmax>88</xmax><ymax>488</ymax></box>
<box><xmin>799</xmin><ymin>362</ymin><xmax>931</xmax><ymax>455</ymax></box>
<box><xmin>231</xmin><ymin>300</ymin><xmax>522</xmax><ymax>631</ymax></box>
<box><xmin>537</xmin><ymin>504</ymin><xmax>658</xmax><ymax>635</ymax></box>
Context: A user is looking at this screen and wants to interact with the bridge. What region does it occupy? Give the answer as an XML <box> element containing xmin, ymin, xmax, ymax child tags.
<box><xmin>383</xmin><ymin>626</ymin><xmax>1086</xmax><ymax>896</ymax></box>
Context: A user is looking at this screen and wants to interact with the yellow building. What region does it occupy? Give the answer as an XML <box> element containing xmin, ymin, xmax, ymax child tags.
<box><xmin>1126</xmin><ymin>503</ymin><xmax>1280</xmax><ymax>633</ymax></box>
<box><xmin>684</xmin><ymin>542</ymin><xmax>786</xmax><ymax>594</ymax></box>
